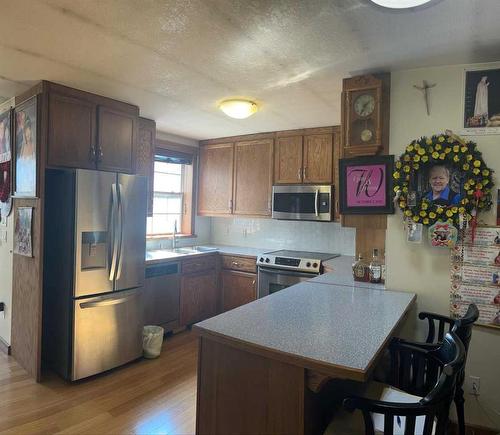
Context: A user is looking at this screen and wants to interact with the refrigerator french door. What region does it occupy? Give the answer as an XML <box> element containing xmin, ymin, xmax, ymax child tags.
<box><xmin>43</xmin><ymin>169</ymin><xmax>147</xmax><ymax>381</ymax></box>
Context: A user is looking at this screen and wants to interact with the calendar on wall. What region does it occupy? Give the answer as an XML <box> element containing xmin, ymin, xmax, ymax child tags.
<box><xmin>450</xmin><ymin>226</ymin><xmax>500</xmax><ymax>328</ymax></box>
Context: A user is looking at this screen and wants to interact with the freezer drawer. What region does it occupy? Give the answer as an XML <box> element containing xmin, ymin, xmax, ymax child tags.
<box><xmin>72</xmin><ymin>288</ymin><xmax>143</xmax><ymax>380</ymax></box>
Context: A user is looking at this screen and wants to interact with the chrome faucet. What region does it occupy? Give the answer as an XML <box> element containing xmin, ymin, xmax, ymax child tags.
<box><xmin>172</xmin><ymin>220</ymin><xmax>178</xmax><ymax>250</ymax></box>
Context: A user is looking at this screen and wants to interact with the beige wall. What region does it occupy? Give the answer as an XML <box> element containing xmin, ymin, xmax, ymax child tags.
<box><xmin>0</xmin><ymin>216</ymin><xmax>13</xmax><ymax>345</ymax></box>
<box><xmin>387</xmin><ymin>62</ymin><xmax>500</xmax><ymax>429</ymax></box>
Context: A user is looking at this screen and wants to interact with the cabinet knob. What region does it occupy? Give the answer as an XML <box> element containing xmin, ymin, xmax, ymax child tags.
<box><xmin>231</xmin><ymin>261</ymin><xmax>240</xmax><ymax>267</ymax></box>
<box><xmin>303</xmin><ymin>167</ymin><xmax>307</xmax><ymax>179</ymax></box>
<box><xmin>97</xmin><ymin>147</ymin><xmax>103</xmax><ymax>162</ymax></box>
<box><xmin>297</xmin><ymin>168</ymin><xmax>301</xmax><ymax>180</ymax></box>
<box><xmin>228</xmin><ymin>199</ymin><xmax>233</xmax><ymax>213</ymax></box>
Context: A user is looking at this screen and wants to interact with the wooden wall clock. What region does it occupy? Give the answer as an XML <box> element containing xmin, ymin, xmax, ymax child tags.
<box><xmin>341</xmin><ymin>73</ymin><xmax>390</xmax><ymax>157</ymax></box>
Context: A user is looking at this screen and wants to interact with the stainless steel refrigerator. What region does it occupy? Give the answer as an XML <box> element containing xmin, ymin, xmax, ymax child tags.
<box><xmin>43</xmin><ymin>169</ymin><xmax>147</xmax><ymax>381</ymax></box>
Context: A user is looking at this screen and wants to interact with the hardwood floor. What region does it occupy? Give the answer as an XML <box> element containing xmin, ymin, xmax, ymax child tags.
<box><xmin>0</xmin><ymin>331</ymin><xmax>197</xmax><ymax>435</ymax></box>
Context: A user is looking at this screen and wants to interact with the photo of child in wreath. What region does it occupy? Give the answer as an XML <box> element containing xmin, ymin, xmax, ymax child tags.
<box><xmin>419</xmin><ymin>164</ymin><xmax>463</xmax><ymax>206</ymax></box>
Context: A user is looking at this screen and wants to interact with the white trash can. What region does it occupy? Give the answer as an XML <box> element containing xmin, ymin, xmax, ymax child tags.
<box><xmin>143</xmin><ymin>325</ymin><xmax>164</xmax><ymax>359</ymax></box>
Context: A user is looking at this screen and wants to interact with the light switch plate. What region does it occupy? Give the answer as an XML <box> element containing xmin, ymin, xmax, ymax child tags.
<box><xmin>0</xmin><ymin>229</ymin><xmax>7</xmax><ymax>243</ymax></box>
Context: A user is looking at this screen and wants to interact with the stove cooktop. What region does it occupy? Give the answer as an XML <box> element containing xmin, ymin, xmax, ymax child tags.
<box><xmin>257</xmin><ymin>249</ymin><xmax>340</xmax><ymax>273</ymax></box>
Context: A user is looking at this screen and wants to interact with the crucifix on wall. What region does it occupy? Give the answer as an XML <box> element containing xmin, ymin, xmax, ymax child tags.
<box><xmin>413</xmin><ymin>80</ymin><xmax>436</xmax><ymax>116</ymax></box>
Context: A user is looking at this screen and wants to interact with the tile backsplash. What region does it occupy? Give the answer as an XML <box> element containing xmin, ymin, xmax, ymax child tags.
<box><xmin>210</xmin><ymin>217</ymin><xmax>356</xmax><ymax>255</ymax></box>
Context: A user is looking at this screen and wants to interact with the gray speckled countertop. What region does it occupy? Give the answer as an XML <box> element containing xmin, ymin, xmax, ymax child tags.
<box><xmin>195</xmin><ymin>282</ymin><xmax>415</xmax><ymax>379</ymax></box>
<box><xmin>145</xmin><ymin>244</ymin><xmax>270</xmax><ymax>264</ymax></box>
<box><xmin>313</xmin><ymin>256</ymin><xmax>386</xmax><ymax>290</ymax></box>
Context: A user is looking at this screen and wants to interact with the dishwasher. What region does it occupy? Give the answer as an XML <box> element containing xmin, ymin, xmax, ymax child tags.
<box><xmin>144</xmin><ymin>262</ymin><xmax>181</xmax><ymax>331</ymax></box>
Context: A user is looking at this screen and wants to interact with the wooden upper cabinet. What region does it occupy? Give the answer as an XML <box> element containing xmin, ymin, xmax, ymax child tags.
<box><xmin>47</xmin><ymin>92</ymin><xmax>97</xmax><ymax>170</ymax></box>
<box><xmin>303</xmin><ymin>133</ymin><xmax>333</xmax><ymax>184</ymax></box>
<box><xmin>137</xmin><ymin>118</ymin><xmax>156</xmax><ymax>216</ymax></box>
<box><xmin>274</xmin><ymin>135</ymin><xmax>303</xmax><ymax>184</ymax></box>
<box><xmin>233</xmin><ymin>139</ymin><xmax>273</xmax><ymax>216</ymax></box>
<box><xmin>332</xmin><ymin>126</ymin><xmax>341</xmax><ymax>221</ymax></box>
<box><xmin>97</xmin><ymin>106</ymin><xmax>136</xmax><ymax>174</ymax></box>
<box><xmin>198</xmin><ymin>143</ymin><xmax>234</xmax><ymax>215</ymax></box>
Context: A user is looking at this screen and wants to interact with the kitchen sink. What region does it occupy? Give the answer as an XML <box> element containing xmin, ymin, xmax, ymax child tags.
<box><xmin>172</xmin><ymin>246</ymin><xmax>218</xmax><ymax>254</ymax></box>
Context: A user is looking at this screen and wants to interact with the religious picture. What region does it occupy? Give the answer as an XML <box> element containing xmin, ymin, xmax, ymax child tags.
<box><xmin>413</xmin><ymin>164</ymin><xmax>464</xmax><ymax>206</ymax></box>
<box><xmin>14</xmin><ymin>206</ymin><xmax>33</xmax><ymax>257</ymax></box>
<box><xmin>462</xmin><ymin>66</ymin><xmax>500</xmax><ymax>135</ymax></box>
<box><xmin>14</xmin><ymin>96</ymin><xmax>37</xmax><ymax>197</ymax></box>
<box><xmin>339</xmin><ymin>155</ymin><xmax>394</xmax><ymax>214</ymax></box>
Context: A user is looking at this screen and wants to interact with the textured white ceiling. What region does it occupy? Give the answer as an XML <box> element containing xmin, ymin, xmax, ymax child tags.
<box><xmin>0</xmin><ymin>0</ymin><xmax>499</xmax><ymax>140</ymax></box>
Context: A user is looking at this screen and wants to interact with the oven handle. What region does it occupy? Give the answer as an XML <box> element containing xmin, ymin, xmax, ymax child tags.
<box><xmin>314</xmin><ymin>189</ymin><xmax>319</xmax><ymax>217</ymax></box>
<box><xmin>258</xmin><ymin>266</ymin><xmax>315</xmax><ymax>279</ymax></box>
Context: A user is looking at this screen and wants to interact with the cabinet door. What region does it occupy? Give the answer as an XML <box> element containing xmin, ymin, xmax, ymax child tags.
<box><xmin>198</xmin><ymin>143</ymin><xmax>234</xmax><ymax>215</ymax></box>
<box><xmin>332</xmin><ymin>126</ymin><xmax>341</xmax><ymax>221</ymax></box>
<box><xmin>47</xmin><ymin>92</ymin><xmax>97</xmax><ymax>170</ymax></box>
<box><xmin>137</xmin><ymin>118</ymin><xmax>156</xmax><ymax>216</ymax></box>
<box><xmin>180</xmin><ymin>271</ymin><xmax>217</xmax><ymax>326</ymax></box>
<box><xmin>97</xmin><ymin>106</ymin><xmax>137</xmax><ymax>173</ymax></box>
<box><xmin>221</xmin><ymin>270</ymin><xmax>256</xmax><ymax>312</ymax></box>
<box><xmin>274</xmin><ymin>136</ymin><xmax>303</xmax><ymax>184</ymax></box>
<box><xmin>143</xmin><ymin>273</ymin><xmax>180</xmax><ymax>327</ymax></box>
<box><xmin>303</xmin><ymin>133</ymin><xmax>333</xmax><ymax>184</ymax></box>
<box><xmin>233</xmin><ymin>139</ymin><xmax>273</xmax><ymax>216</ymax></box>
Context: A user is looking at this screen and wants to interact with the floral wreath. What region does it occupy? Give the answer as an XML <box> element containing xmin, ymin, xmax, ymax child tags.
<box><xmin>393</xmin><ymin>133</ymin><xmax>494</xmax><ymax>227</ymax></box>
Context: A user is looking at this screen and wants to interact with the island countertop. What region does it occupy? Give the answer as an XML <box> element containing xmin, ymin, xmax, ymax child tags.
<box><xmin>194</xmin><ymin>281</ymin><xmax>416</xmax><ymax>381</ymax></box>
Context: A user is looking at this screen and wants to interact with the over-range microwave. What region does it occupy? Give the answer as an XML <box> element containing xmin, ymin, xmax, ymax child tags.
<box><xmin>271</xmin><ymin>185</ymin><xmax>333</xmax><ymax>221</ymax></box>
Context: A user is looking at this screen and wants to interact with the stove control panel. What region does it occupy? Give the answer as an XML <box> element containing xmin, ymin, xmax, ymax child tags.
<box><xmin>256</xmin><ymin>255</ymin><xmax>322</xmax><ymax>273</ymax></box>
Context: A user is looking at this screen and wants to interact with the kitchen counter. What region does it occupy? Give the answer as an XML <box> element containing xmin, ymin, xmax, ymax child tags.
<box><xmin>195</xmin><ymin>280</ymin><xmax>415</xmax><ymax>434</ymax></box>
<box><xmin>194</xmin><ymin>281</ymin><xmax>414</xmax><ymax>378</ymax></box>
<box><xmin>145</xmin><ymin>244</ymin><xmax>269</xmax><ymax>264</ymax></box>
<box><xmin>314</xmin><ymin>255</ymin><xmax>385</xmax><ymax>290</ymax></box>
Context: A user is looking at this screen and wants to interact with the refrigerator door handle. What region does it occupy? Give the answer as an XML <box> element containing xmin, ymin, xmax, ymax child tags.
<box><xmin>115</xmin><ymin>183</ymin><xmax>125</xmax><ymax>281</ymax></box>
<box><xmin>79</xmin><ymin>294</ymin><xmax>135</xmax><ymax>309</ymax></box>
<box><xmin>109</xmin><ymin>183</ymin><xmax>119</xmax><ymax>281</ymax></box>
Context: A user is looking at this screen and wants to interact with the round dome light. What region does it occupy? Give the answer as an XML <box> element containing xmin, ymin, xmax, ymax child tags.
<box><xmin>370</xmin><ymin>0</ymin><xmax>432</xmax><ymax>8</ymax></box>
<box><xmin>219</xmin><ymin>99</ymin><xmax>258</xmax><ymax>119</ymax></box>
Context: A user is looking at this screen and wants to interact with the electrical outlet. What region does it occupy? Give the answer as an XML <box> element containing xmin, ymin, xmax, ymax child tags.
<box><xmin>469</xmin><ymin>376</ymin><xmax>480</xmax><ymax>396</ymax></box>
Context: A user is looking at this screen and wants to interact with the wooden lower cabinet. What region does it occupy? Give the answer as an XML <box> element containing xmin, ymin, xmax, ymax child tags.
<box><xmin>180</xmin><ymin>270</ymin><xmax>218</xmax><ymax>326</ymax></box>
<box><xmin>221</xmin><ymin>270</ymin><xmax>257</xmax><ymax>312</ymax></box>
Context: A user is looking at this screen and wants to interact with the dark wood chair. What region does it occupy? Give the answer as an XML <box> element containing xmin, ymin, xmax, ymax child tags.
<box><xmin>405</xmin><ymin>304</ymin><xmax>479</xmax><ymax>435</ymax></box>
<box><xmin>327</xmin><ymin>332</ymin><xmax>466</xmax><ymax>435</ymax></box>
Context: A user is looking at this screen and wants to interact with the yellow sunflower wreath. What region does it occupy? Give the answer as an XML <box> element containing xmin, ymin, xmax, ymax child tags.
<box><xmin>393</xmin><ymin>133</ymin><xmax>494</xmax><ymax>227</ymax></box>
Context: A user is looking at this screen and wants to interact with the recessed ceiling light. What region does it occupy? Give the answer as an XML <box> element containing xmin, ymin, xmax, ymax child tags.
<box><xmin>219</xmin><ymin>99</ymin><xmax>258</xmax><ymax>119</ymax></box>
<box><xmin>370</xmin><ymin>0</ymin><xmax>432</xmax><ymax>8</ymax></box>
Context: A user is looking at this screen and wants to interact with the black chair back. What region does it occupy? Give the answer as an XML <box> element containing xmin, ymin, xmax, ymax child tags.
<box><xmin>451</xmin><ymin>304</ymin><xmax>479</xmax><ymax>354</ymax></box>
<box><xmin>344</xmin><ymin>332</ymin><xmax>466</xmax><ymax>435</ymax></box>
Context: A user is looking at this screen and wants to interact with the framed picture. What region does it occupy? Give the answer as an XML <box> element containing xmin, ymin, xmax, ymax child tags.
<box><xmin>0</xmin><ymin>106</ymin><xmax>13</xmax><ymax>222</ymax></box>
<box><xmin>460</xmin><ymin>64</ymin><xmax>500</xmax><ymax>136</ymax></box>
<box><xmin>14</xmin><ymin>96</ymin><xmax>37</xmax><ymax>197</ymax></box>
<box><xmin>411</xmin><ymin>163</ymin><xmax>466</xmax><ymax>207</ymax></box>
<box><xmin>339</xmin><ymin>155</ymin><xmax>394</xmax><ymax>214</ymax></box>
<box><xmin>14</xmin><ymin>206</ymin><xmax>33</xmax><ymax>257</ymax></box>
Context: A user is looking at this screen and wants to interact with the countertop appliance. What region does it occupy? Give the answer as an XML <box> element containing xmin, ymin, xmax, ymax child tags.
<box><xmin>272</xmin><ymin>185</ymin><xmax>333</xmax><ymax>221</ymax></box>
<box><xmin>257</xmin><ymin>250</ymin><xmax>340</xmax><ymax>298</ymax></box>
<box><xmin>43</xmin><ymin>169</ymin><xmax>147</xmax><ymax>381</ymax></box>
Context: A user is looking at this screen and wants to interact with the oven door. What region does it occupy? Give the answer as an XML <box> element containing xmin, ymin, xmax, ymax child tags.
<box><xmin>272</xmin><ymin>185</ymin><xmax>332</xmax><ymax>221</ymax></box>
<box><xmin>258</xmin><ymin>267</ymin><xmax>315</xmax><ymax>298</ymax></box>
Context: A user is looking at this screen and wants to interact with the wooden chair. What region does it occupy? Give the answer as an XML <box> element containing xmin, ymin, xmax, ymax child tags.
<box><xmin>325</xmin><ymin>332</ymin><xmax>465</xmax><ymax>435</ymax></box>
<box><xmin>404</xmin><ymin>304</ymin><xmax>479</xmax><ymax>435</ymax></box>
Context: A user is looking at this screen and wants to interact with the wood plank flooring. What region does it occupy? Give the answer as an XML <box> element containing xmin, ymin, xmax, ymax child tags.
<box><xmin>0</xmin><ymin>331</ymin><xmax>197</xmax><ymax>435</ymax></box>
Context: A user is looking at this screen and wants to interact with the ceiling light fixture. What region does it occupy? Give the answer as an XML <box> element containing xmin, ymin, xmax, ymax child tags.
<box><xmin>370</xmin><ymin>0</ymin><xmax>432</xmax><ymax>8</ymax></box>
<box><xmin>219</xmin><ymin>99</ymin><xmax>258</xmax><ymax>119</ymax></box>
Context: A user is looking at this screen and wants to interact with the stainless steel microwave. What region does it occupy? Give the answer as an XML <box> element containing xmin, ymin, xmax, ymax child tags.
<box><xmin>272</xmin><ymin>185</ymin><xmax>333</xmax><ymax>221</ymax></box>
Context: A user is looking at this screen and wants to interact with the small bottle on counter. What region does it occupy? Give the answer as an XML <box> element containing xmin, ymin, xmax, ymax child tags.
<box><xmin>369</xmin><ymin>249</ymin><xmax>382</xmax><ymax>284</ymax></box>
<box><xmin>352</xmin><ymin>254</ymin><xmax>369</xmax><ymax>282</ymax></box>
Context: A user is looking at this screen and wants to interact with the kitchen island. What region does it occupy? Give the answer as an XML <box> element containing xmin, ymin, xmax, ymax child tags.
<box><xmin>194</xmin><ymin>280</ymin><xmax>415</xmax><ymax>435</ymax></box>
